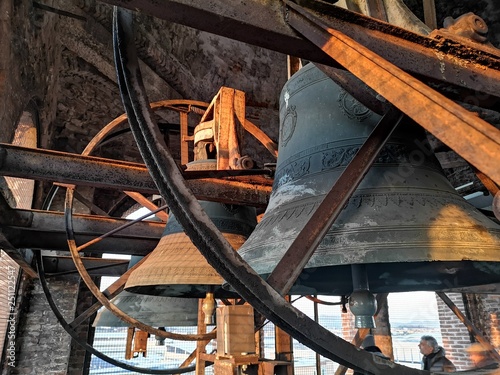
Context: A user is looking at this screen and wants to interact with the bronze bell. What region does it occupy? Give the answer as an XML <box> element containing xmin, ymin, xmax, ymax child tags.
<box><xmin>237</xmin><ymin>63</ymin><xmax>500</xmax><ymax>298</ymax></box>
<box><xmin>125</xmin><ymin>161</ymin><xmax>257</xmax><ymax>298</ymax></box>
<box><xmin>93</xmin><ymin>256</ymin><xmax>199</xmax><ymax>327</ymax></box>
<box><xmin>92</xmin><ymin>291</ymin><xmax>199</xmax><ymax>327</ymax></box>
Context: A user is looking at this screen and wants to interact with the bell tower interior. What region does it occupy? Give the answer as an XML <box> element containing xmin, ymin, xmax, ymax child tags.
<box><xmin>1</xmin><ymin>0</ymin><xmax>500</xmax><ymax>374</ymax></box>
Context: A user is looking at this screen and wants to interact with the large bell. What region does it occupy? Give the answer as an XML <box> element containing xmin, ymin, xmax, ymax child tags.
<box><xmin>237</xmin><ymin>63</ymin><xmax>500</xmax><ymax>297</ymax></box>
<box><xmin>125</xmin><ymin>161</ymin><xmax>257</xmax><ymax>298</ymax></box>
<box><xmin>93</xmin><ymin>256</ymin><xmax>199</xmax><ymax>327</ymax></box>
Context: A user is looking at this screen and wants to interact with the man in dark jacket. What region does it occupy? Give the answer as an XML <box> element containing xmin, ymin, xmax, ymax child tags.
<box><xmin>419</xmin><ymin>335</ymin><xmax>456</xmax><ymax>372</ymax></box>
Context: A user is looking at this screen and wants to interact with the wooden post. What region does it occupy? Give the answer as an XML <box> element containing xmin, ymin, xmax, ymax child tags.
<box><xmin>125</xmin><ymin>326</ymin><xmax>134</xmax><ymax>360</ymax></box>
<box><xmin>180</xmin><ymin>111</ymin><xmax>189</xmax><ymax>165</ymax></box>
<box><xmin>196</xmin><ymin>298</ymin><xmax>207</xmax><ymax>375</ymax></box>
<box><xmin>373</xmin><ymin>293</ymin><xmax>394</xmax><ymax>360</ymax></box>
<box><xmin>133</xmin><ymin>330</ymin><xmax>149</xmax><ymax>357</ymax></box>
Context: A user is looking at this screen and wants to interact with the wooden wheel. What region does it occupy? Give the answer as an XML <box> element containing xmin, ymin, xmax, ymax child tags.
<box><xmin>111</xmin><ymin>7</ymin><xmax>430</xmax><ymax>375</ymax></box>
<box><xmin>40</xmin><ymin>98</ymin><xmax>219</xmax><ymax>374</ymax></box>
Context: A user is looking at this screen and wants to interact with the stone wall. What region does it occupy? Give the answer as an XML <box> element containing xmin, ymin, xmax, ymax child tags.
<box><xmin>67</xmin><ymin>279</ymin><xmax>96</xmax><ymax>375</ymax></box>
<box><xmin>5</xmin><ymin>275</ymin><xmax>79</xmax><ymax>375</ymax></box>
<box><xmin>0</xmin><ymin>0</ymin><xmax>62</xmax><ymax>148</ymax></box>
<box><xmin>436</xmin><ymin>293</ymin><xmax>474</xmax><ymax>370</ymax></box>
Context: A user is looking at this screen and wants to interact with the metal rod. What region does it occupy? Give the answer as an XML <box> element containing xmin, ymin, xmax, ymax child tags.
<box><xmin>45</xmin><ymin>261</ymin><xmax>129</xmax><ymax>277</ymax></box>
<box><xmin>351</xmin><ymin>264</ymin><xmax>369</xmax><ymax>291</ymax></box>
<box><xmin>314</xmin><ymin>296</ymin><xmax>321</xmax><ymax>375</ymax></box>
<box><xmin>76</xmin><ymin>203</ymin><xmax>168</xmax><ymax>252</ymax></box>
<box><xmin>0</xmin><ymin>143</ymin><xmax>271</xmax><ymax>207</ymax></box>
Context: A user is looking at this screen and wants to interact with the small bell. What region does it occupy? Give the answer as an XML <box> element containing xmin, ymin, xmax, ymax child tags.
<box><xmin>125</xmin><ymin>160</ymin><xmax>257</xmax><ymax>298</ymax></box>
<box><xmin>93</xmin><ymin>256</ymin><xmax>199</xmax><ymax>327</ymax></box>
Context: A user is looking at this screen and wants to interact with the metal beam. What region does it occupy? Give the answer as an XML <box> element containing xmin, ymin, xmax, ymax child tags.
<box><xmin>42</xmin><ymin>256</ymin><xmax>129</xmax><ymax>277</ymax></box>
<box><xmin>285</xmin><ymin>1</ymin><xmax>500</xmax><ymax>186</ymax></box>
<box><xmin>0</xmin><ymin>143</ymin><xmax>271</xmax><ymax>207</ymax></box>
<box><xmin>0</xmin><ymin>232</ymin><xmax>37</xmax><ymax>278</ymax></box>
<box><xmin>1</xmin><ymin>208</ymin><xmax>164</xmax><ymax>255</ymax></box>
<box><xmin>98</xmin><ymin>0</ymin><xmax>500</xmax><ymax>101</ymax></box>
<box><xmin>0</xmin><ymin>193</ymin><xmax>37</xmax><ymax>277</ymax></box>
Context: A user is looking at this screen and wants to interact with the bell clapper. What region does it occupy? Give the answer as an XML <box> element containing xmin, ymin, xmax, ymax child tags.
<box><xmin>349</xmin><ymin>264</ymin><xmax>377</xmax><ymax>329</ymax></box>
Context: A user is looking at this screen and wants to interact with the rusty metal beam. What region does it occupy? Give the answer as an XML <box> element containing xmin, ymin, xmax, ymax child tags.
<box><xmin>0</xmin><ymin>143</ymin><xmax>271</xmax><ymax>207</ymax></box>
<box><xmin>1</xmin><ymin>208</ymin><xmax>163</xmax><ymax>255</ymax></box>
<box><xmin>98</xmin><ymin>0</ymin><xmax>500</xmax><ymax>101</ymax></box>
<box><xmin>42</xmin><ymin>255</ymin><xmax>129</xmax><ymax>277</ymax></box>
<box><xmin>0</xmin><ymin>232</ymin><xmax>37</xmax><ymax>278</ymax></box>
<box><xmin>286</xmin><ymin>1</ymin><xmax>500</xmax><ymax>186</ymax></box>
<box><xmin>0</xmin><ymin>193</ymin><xmax>37</xmax><ymax>277</ymax></box>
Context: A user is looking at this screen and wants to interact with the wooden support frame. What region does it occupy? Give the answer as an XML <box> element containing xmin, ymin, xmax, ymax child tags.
<box><xmin>198</xmin><ymin>87</ymin><xmax>277</xmax><ymax>170</ymax></box>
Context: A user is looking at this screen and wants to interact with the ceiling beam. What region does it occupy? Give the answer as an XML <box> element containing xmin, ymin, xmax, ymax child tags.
<box><xmin>1</xmin><ymin>208</ymin><xmax>163</xmax><ymax>255</ymax></box>
<box><xmin>0</xmin><ymin>143</ymin><xmax>271</xmax><ymax>207</ymax></box>
<box><xmin>42</xmin><ymin>256</ymin><xmax>129</xmax><ymax>277</ymax></box>
<box><xmin>99</xmin><ymin>0</ymin><xmax>500</xmax><ymax>101</ymax></box>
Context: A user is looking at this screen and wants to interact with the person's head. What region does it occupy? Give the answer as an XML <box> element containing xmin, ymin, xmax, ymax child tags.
<box><xmin>466</xmin><ymin>343</ymin><xmax>496</xmax><ymax>366</ymax></box>
<box><xmin>419</xmin><ymin>335</ymin><xmax>439</xmax><ymax>356</ymax></box>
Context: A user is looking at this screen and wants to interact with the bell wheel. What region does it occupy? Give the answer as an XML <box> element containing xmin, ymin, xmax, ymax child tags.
<box><xmin>109</xmin><ymin>6</ymin><xmax>443</xmax><ymax>375</ymax></box>
<box><xmin>38</xmin><ymin>99</ymin><xmax>221</xmax><ymax>374</ymax></box>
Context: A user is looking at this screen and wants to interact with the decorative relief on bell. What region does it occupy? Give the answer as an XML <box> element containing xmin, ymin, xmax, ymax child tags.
<box><xmin>280</xmin><ymin>105</ymin><xmax>297</xmax><ymax>147</ymax></box>
<box><xmin>337</xmin><ymin>88</ymin><xmax>373</xmax><ymax>122</ymax></box>
<box><xmin>275</xmin><ymin>142</ymin><xmax>441</xmax><ymax>190</ymax></box>
<box><xmin>322</xmin><ymin>147</ymin><xmax>359</xmax><ymax>169</ymax></box>
<box><xmin>280</xmin><ymin>65</ymin><xmax>327</xmax><ymax>99</ymax></box>
<box><xmin>276</xmin><ymin>157</ymin><xmax>311</xmax><ymax>187</ymax></box>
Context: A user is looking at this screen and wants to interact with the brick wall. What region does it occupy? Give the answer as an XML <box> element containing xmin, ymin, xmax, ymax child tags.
<box><xmin>436</xmin><ymin>292</ymin><xmax>473</xmax><ymax>370</ymax></box>
<box><xmin>436</xmin><ymin>293</ymin><xmax>500</xmax><ymax>371</ymax></box>
<box><xmin>342</xmin><ymin>306</ymin><xmax>357</xmax><ymax>343</ymax></box>
<box><xmin>7</xmin><ymin>275</ymin><xmax>79</xmax><ymax>375</ymax></box>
